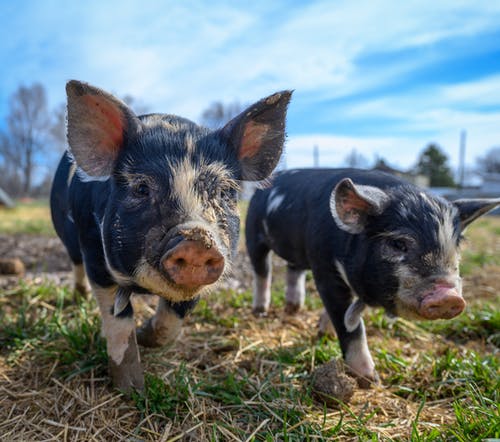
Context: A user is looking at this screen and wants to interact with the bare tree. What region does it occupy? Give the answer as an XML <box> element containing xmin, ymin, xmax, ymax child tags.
<box><xmin>50</xmin><ymin>102</ymin><xmax>68</xmax><ymax>153</ymax></box>
<box><xmin>343</xmin><ymin>148</ymin><xmax>369</xmax><ymax>169</ymax></box>
<box><xmin>0</xmin><ymin>83</ymin><xmax>50</xmax><ymax>196</ymax></box>
<box><xmin>477</xmin><ymin>146</ymin><xmax>500</xmax><ymax>174</ymax></box>
<box><xmin>200</xmin><ymin>100</ymin><xmax>245</xmax><ymax>129</ymax></box>
<box><xmin>0</xmin><ymin>131</ymin><xmax>23</xmax><ymax>196</ymax></box>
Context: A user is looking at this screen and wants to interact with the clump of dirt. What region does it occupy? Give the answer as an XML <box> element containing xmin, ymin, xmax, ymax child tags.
<box><xmin>0</xmin><ymin>234</ymin><xmax>70</xmax><ymax>273</ymax></box>
<box><xmin>311</xmin><ymin>359</ymin><xmax>357</xmax><ymax>407</ymax></box>
<box><xmin>0</xmin><ymin>258</ymin><xmax>25</xmax><ymax>275</ymax></box>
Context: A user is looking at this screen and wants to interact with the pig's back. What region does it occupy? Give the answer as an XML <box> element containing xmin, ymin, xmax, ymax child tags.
<box><xmin>249</xmin><ymin>168</ymin><xmax>406</xmax><ymax>268</ymax></box>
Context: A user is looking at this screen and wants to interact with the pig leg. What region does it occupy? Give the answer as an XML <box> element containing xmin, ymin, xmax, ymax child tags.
<box><xmin>313</xmin><ymin>271</ymin><xmax>378</xmax><ymax>388</ymax></box>
<box><xmin>248</xmin><ymin>243</ymin><xmax>273</xmax><ymax>316</ymax></box>
<box><xmin>92</xmin><ymin>284</ymin><xmax>144</xmax><ymax>392</ymax></box>
<box><xmin>136</xmin><ymin>298</ymin><xmax>197</xmax><ymax>347</ymax></box>
<box><xmin>284</xmin><ymin>266</ymin><xmax>306</xmax><ymax>314</ymax></box>
<box><xmin>72</xmin><ymin>263</ymin><xmax>90</xmax><ymax>297</ymax></box>
<box><xmin>318</xmin><ymin>309</ymin><xmax>336</xmax><ymax>337</ymax></box>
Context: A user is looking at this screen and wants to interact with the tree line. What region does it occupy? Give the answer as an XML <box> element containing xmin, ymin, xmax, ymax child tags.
<box><xmin>0</xmin><ymin>83</ymin><xmax>498</xmax><ymax>198</ymax></box>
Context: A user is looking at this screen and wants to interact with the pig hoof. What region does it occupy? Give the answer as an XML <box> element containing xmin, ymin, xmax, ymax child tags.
<box><xmin>136</xmin><ymin>325</ymin><xmax>161</xmax><ymax>348</ymax></box>
<box><xmin>73</xmin><ymin>284</ymin><xmax>91</xmax><ymax>302</ymax></box>
<box><xmin>136</xmin><ymin>320</ymin><xmax>181</xmax><ymax>348</ymax></box>
<box><xmin>284</xmin><ymin>303</ymin><xmax>301</xmax><ymax>315</ymax></box>
<box><xmin>109</xmin><ymin>360</ymin><xmax>145</xmax><ymax>394</ymax></box>
<box><xmin>349</xmin><ymin>370</ymin><xmax>380</xmax><ymax>389</ymax></box>
<box><xmin>252</xmin><ymin>306</ymin><xmax>268</xmax><ymax>317</ymax></box>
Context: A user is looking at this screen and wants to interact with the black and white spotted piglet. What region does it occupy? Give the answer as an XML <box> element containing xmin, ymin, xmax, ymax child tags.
<box><xmin>50</xmin><ymin>80</ymin><xmax>291</xmax><ymax>392</ymax></box>
<box><xmin>245</xmin><ymin>168</ymin><xmax>499</xmax><ymax>386</ymax></box>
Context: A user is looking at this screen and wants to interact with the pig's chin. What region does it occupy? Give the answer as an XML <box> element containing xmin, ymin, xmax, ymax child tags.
<box><xmin>132</xmin><ymin>258</ymin><xmax>225</xmax><ymax>303</ymax></box>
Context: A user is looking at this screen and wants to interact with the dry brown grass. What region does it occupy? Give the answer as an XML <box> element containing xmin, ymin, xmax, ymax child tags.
<box><xmin>0</xmin><ymin>217</ymin><xmax>498</xmax><ymax>441</ymax></box>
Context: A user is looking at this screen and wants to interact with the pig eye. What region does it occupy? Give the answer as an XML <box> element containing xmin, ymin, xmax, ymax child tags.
<box><xmin>389</xmin><ymin>238</ymin><xmax>409</xmax><ymax>253</ymax></box>
<box><xmin>133</xmin><ymin>182</ymin><xmax>150</xmax><ymax>198</ymax></box>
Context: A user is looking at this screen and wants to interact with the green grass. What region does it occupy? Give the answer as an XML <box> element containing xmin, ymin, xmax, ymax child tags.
<box><xmin>0</xmin><ymin>282</ymin><xmax>107</xmax><ymax>378</ymax></box>
<box><xmin>0</xmin><ymin>211</ymin><xmax>498</xmax><ymax>440</ymax></box>
<box><xmin>0</xmin><ymin>200</ymin><xmax>55</xmax><ymax>236</ymax></box>
<box><xmin>1</xmin><ymin>278</ymin><xmax>499</xmax><ymax>440</ymax></box>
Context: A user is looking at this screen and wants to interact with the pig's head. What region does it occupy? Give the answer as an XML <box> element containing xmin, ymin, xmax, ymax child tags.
<box><xmin>330</xmin><ymin>178</ymin><xmax>500</xmax><ymax>321</ymax></box>
<box><xmin>66</xmin><ymin>80</ymin><xmax>291</xmax><ymax>302</ymax></box>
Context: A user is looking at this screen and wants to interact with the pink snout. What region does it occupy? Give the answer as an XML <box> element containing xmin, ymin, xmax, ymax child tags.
<box><xmin>419</xmin><ymin>285</ymin><xmax>466</xmax><ymax>320</ymax></box>
<box><xmin>162</xmin><ymin>240</ymin><xmax>225</xmax><ymax>289</ymax></box>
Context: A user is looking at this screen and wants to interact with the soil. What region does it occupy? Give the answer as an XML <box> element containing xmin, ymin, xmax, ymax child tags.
<box><xmin>0</xmin><ymin>233</ymin><xmax>258</xmax><ymax>292</ymax></box>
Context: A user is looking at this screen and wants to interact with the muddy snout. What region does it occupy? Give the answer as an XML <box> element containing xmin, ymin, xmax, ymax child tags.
<box><xmin>419</xmin><ymin>284</ymin><xmax>466</xmax><ymax>320</ymax></box>
<box><xmin>161</xmin><ymin>228</ymin><xmax>225</xmax><ymax>289</ymax></box>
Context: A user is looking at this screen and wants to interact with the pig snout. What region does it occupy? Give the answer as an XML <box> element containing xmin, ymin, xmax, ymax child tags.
<box><xmin>419</xmin><ymin>284</ymin><xmax>466</xmax><ymax>320</ymax></box>
<box><xmin>161</xmin><ymin>236</ymin><xmax>225</xmax><ymax>289</ymax></box>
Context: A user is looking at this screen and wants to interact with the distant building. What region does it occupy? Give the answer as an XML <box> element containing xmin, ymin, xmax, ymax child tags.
<box><xmin>372</xmin><ymin>159</ymin><xmax>430</xmax><ymax>188</ymax></box>
<box><xmin>479</xmin><ymin>173</ymin><xmax>500</xmax><ymax>195</ymax></box>
<box><xmin>428</xmin><ymin>172</ymin><xmax>500</xmax><ymax>215</ymax></box>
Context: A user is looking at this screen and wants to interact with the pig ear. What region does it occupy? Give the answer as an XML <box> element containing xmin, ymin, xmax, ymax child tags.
<box><xmin>219</xmin><ymin>90</ymin><xmax>292</xmax><ymax>180</ymax></box>
<box><xmin>66</xmin><ymin>80</ymin><xmax>140</xmax><ymax>177</ymax></box>
<box><xmin>330</xmin><ymin>178</ymin><xmax>390</xmax><ymax>234</ymax></box>
<box><xmin>453</xmin><ymin>198</ymin><xmax>500</xmax><ymax>230</ymax></box>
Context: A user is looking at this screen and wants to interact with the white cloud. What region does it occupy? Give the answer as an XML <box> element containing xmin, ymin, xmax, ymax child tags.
<box><xmin>1</xmin><ymin>0</ymin><xmax>499</xmax><ymax>170</ymax></box>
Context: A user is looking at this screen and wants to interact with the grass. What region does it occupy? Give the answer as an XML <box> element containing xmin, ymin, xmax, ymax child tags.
<box><xmin>0</xmin><ymin>200</ymin><xmax>55</xmax><ymax>236</ymax></box>
<box><xmin>0</xmin><ymin>204</ymin><xmax>499</xmax><ymax>440</ymax></box>
<box><xmin>1</xmin><ymin>277</ymin><xmax>498</xmax><ymax>440</ymax></box>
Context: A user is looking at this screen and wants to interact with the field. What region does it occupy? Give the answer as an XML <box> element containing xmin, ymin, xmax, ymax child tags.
<box><xmin>0</xmin><ymin>202</ymin><xmax>499</xmax><ymax>441</ymax></box>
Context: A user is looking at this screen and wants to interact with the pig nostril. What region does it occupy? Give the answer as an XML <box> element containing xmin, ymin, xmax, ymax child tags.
<box><xmin>175</xmin><ymin>258</ymin><xmax>186</xmax><ymax>267</ymax></box>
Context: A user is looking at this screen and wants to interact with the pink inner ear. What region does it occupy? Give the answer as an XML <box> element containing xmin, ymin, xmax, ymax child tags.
<box><xmin>82</xmin><ymin>95</ymin><xmax>125</xmax><ymax>156</ymax></box>
<box><xmin>340</xmin><ymin>189</ymin><xmax>371</xmax><ymax>213</ymax></box>
<box><xmin>238</xmin><ymin>121</ymin><xmax>270</xmax><ymax>159</ymax></box>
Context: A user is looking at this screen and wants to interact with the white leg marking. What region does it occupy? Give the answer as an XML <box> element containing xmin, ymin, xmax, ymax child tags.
<box><xmin>344</xmin><ymin>319</ymin><xmax>376</xmax><ymax>380</ymax></box>
<box><xmin>92</xmin><ymin>285</ymin><xmax>137</xmax><ymax>366</ymax></box>
<box><xmin>285</xmin><ymin>268</ymin><xmax>306</xmax><ymax>307</ymax></box>
<box><xmin>252</xmin><ymin>271</ymin><xmax>272</xmax><ymax>311</ymax></box>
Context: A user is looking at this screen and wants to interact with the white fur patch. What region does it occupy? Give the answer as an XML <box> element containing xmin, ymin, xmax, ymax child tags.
<box><xmin>345</xmin><ymin>319</ymin><xmax>376</xmax><ymax>380</ymax></box>
<box><xmin>285</xmin><ymin>268</ymin><xmax>306</xmax><ymax>306</ymax></box>
<box><xmin>334</xmin><ymin>260</ymin><xmax>358</xmax><ymax>297</ymax></box>
<box><xmin>252</xmin><ymin>271</ymin><xmax>272</xmax><ymax>311</ymax></box>
<box><xmin>266</xmin><ymin>188</ymin><xmax>285</xmax><ymax>215</ymax></box>
<box><xmin>92</xmin><ymin>285</ymin><xmax>136</xmax><ymax>366</ymax></box>
<box><xmin>344</xmin><ymin>299</ymin><xmax>366</xmax><ymax>332</ymax></box>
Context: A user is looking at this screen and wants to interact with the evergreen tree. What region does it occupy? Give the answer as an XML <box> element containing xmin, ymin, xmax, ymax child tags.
<box><xmin>415</xmin><ymin>144</ymin><xmax>456</xmax><ymax>187</ymax></box>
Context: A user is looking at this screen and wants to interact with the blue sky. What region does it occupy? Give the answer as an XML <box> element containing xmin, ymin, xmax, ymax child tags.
<box><xmin>1</xmin><ymin>0</ymin><xmax>500</xmax><ymax>175</ymax></box>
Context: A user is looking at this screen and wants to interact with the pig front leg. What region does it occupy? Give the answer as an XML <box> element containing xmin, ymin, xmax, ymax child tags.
<box><xmin>314</xmin><ymin>273</ymin><xmax>378</xmax><ymax>388</ymax></box>
<box><xmin>136</xmin><ymin>298</ymin><xmax>198</xmax><ymax>347</ymax></box>
<box><xmin>284</xmin><ymin>266</ymin><xmax>306</xmax><ymax>314</ymax></box>
<box><xmin>92</xmin><ymin>285</ymin><xmax>144</xmax><ymax>392</ymax></box>
<box><xmin>72</xmin><ymin>263</ymin><xmax>90</xmax><ymax>297</ymax></box>
<box><xmin>249</xmin><ymin>248</ymin><xmax>273</xmax><ymax>316</ymax></box>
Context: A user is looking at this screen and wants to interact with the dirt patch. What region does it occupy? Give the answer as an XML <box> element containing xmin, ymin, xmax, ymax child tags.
<box><xmin>0</xmin><ymin>234</ymin><xmax>260</xmax><ymax>293</ymax></box>
<box><xmin>0</xmin><ymin>234</ymin><xmax>70</xmax><ymax>273</ymax></box>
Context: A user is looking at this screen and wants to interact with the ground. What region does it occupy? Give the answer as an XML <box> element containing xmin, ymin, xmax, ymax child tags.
<box><xmin>0</xmin><ymin>206</ymin><xmax>499</xmax><ymax>441</ymax></box>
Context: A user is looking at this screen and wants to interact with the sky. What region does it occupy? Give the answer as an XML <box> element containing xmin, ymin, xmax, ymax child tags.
<box><xmin>1</xmin><ymin>0</ymin><xmax>500</xmax><ymax>177</ymax></box>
